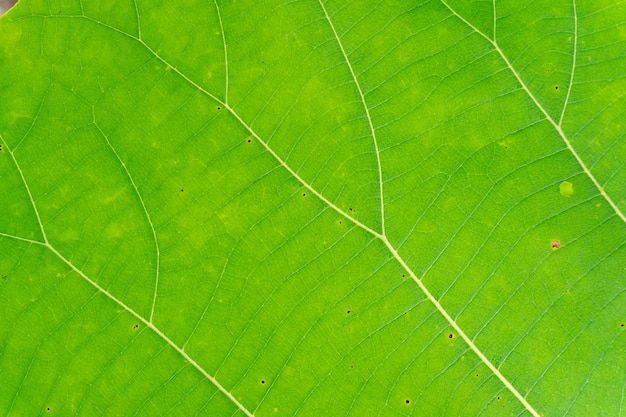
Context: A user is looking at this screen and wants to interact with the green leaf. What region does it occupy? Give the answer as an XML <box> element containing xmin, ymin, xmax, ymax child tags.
<box><xmin>1</xmin><ymin>1</ymin><xmax>625</xmax><ymax>416</ymax></box>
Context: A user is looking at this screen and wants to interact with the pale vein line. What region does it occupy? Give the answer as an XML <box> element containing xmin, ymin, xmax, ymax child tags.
<box><xmin>0</xmin><ymin>134</ymin><xmax>48</xmax><ymax>244</ymax></box>
<box><xmin>8</xmin><ymin>12</ymin><xmax>554</xmax><ymax>416</ymax></box>
<box><xmin>380</xmin><ymin>236</ymin><xmax>541</xmax><ymax>417</ymax></box>
<box><xmin>317</xmin><ymin>0</ymin><xmax>387</xmax><ymax>235</ymax></box>
<box><xmin>492</xmin><ymin>0</ymin><xmax>497</xmax><ymax>41</ymax></box>
<box><xmin>5</xmin><ymin>120</ymin><xmax>250</xmax><ymax>415</ymax></box>
<box><xmin>439</xmin><ymin>0</ymin><xmax>626</xmax><ymax>225</ymax></box>
<box><xmin>0</xmin><ymin>232</ymin><xmax>45</xmax><ymax>246</ymax></box>
<box><xmin>12</xmin><ymin>79</ymin><xmax>51</xmax><ymax>152</ymax></box>
<box><xmin>223</xmin><ymin>102</ymin><xmax>384</xmax><ymax>240</ymax></box>
<box><xmin>133</xmin><ymin>0</ymin><xmax>141</xmax><ymax>39</ymax></box>
<box><xmin>3</xmin><ymin>16</ymin><xmax>378</xmax><ymax>417</ymax></box>
<box><xmin>559</xmin><ymin>0</ymin><xmax>577</xmax><ymax>126</ymax></box>
<box><xmin>26</xmin><ymin>14</ymin><xmax>384</xmax><ymax>239</ymax></box>
<box><xmin>92</xmin><ymin>115</ymin><xmax>161</xmax><ymax>323</ymax></box>
<box><xmin>11</xmin><ymin>19</ymin><xmax>391</xmax><ymax>412</ymax></box>
<box><xmin>213</xmin><ymin>0</ymin><xmax>228</xmax><ymax>103</ymax></box>
<box><xmin>62</xmin><ymin>13</ymin><xmax>538</xmax><ymax>414</ymax></box>
<box><xmin>46</xmin><ymin>244</ymin><xmax>254</xmax><ymax>417</ymax></box>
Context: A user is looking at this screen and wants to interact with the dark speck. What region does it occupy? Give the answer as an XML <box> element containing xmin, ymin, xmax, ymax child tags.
<box><xmin>620</xmin><ymin>323</ymin><xmax>624</xmax><ymax>327</ymax></box>
<box><xmin>448</xmin><ymin>333</ymin><xmax>454</xmax><ymax>339</ymax></box>
<box><xmin>555</xmin><ymin>85</ymin><xmax>559</xmax><ymax>90</ymax></box>
<box><xmin>346</xmin><ymin>310</ymin><xmax>351</xmax><ymax>314</ymax></box>
<box><xmin>405</xmin><ymin>399</ymin><xmax>410</xmax><ymax>404</ymax></box>
<box><xmin>261</xmin><ymin>380</ymin><xmax>265</xmax><ymax>384</ymax></box>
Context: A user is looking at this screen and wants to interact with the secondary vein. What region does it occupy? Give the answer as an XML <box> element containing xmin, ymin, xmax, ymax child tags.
<box><xmin>92</xmin><ymin>114</ymin><xmax>161</xmax><ymax>323</ymax></box>
<box><xmin>439</xmin><ymin>0</ymin><xmax>625</xmax><ymax>225</ymax></box>
<box><xmin>317</xmin><ymin>0</ymin><xmax>387</xmax><ymax>236</ymax></box>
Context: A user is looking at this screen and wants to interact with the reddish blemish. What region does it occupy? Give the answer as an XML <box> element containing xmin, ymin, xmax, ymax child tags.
<box><xmin>552</xmin><ymin>240</ymin><xmax>560</xmax><ymax>249</ymax></box>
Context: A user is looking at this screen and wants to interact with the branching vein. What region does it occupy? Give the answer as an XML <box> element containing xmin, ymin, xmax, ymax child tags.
<box><xmin>0</xmin><ymin>134</ymin><xmax>48</xmax><ymax>244</ymax></box>
<box><xmin>2</xmin><ymin>128</ymin><xmax>253</xmax><ymax>415</ymax></box>
<box><xmin>46</xmin><ymin>244</ymin><xmax>254</xmax><ymax>417</ymax></box>
<box><xmin>92</xmin><ymin>115</ymin><xmax>161</xmax><ymax>323</ymax></box>
<box><xmin>6</xmin><ymin>5</ymin><xmax>620</xmax><ymax>416</ymax></box>
<box><xmin>317</xmin><ymin>0</ymin><xmax>387</xmax><ymax>235</ymax></box>
<box><xmin>440</xmin><ymin>0</ymin><xmax>625</xmax><ymax>224</ymax></box>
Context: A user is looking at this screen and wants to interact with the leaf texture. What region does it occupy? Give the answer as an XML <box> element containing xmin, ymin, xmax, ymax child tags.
<box><xmin>0</xmin><ymin>0</ymin><xmax>625</xmax><ymax>416</ymax></box>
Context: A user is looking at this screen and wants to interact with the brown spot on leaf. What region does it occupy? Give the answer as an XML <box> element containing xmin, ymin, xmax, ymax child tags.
<box><xmin>552</xmin><ymin>240</ymin><xmax>560</xmax><ymax>250</ymax></box>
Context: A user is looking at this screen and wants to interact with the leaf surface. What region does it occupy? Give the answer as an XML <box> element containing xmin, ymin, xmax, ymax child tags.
<box><xmin>1</xmin><ymin>0</ymin><xmax>625</xmax><ymax>416</ymax></box>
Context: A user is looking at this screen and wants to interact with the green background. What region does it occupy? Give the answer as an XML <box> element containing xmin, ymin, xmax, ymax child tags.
<box><xmin>0</xmin><ymin>0</ymin><xmax>625</xmax><ymax>415</ymax></box>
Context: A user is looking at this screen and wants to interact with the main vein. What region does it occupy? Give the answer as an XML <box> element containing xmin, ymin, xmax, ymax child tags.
<box><xmin>142</xmin><ymin>46</ymin><xmax>536</xmax><ymax>417</ymax></box>
<box><xmin>439</xmin><ymin>0</ymin><xmax>625</xmax><ymax>224</ymax></box>
<box><xmin>317</xmin><ymin>0</ymin><xmax>387</xmax><ymax>235</ymax></box>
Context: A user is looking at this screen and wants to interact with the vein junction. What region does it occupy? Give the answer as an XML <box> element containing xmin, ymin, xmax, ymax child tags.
<box><xmin>5</xmin><ymin>2</ymin><xmax>620</xmax><ymax>415</ymax></box>
<box><xmin>440</xmin><ymin>0</ymin><xmax>625</xmax><ymax>225</ymax></box>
